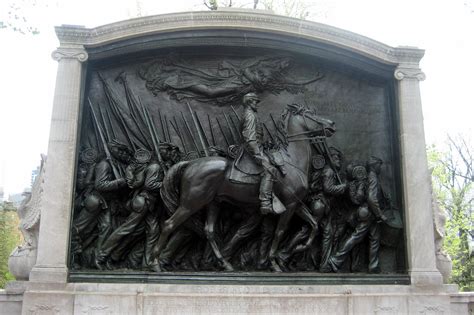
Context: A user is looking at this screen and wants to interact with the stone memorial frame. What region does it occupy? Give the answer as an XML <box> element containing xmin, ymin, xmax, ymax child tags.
<box><xmin>8</xmin><ymin>9</ymin><xmax>469</xmax><ymax>315</ymax></box>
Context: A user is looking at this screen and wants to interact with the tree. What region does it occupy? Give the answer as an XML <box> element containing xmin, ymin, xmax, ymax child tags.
<box><xmin>428</xmin><ymin>135</ymin><xmax>474</xmax><ymax>291</ymax></box>
<box><xmin>0</xmin><ymin>0</ymin><xmax>41</xmax><ymax>35</ymax></box>
<box><xmin>202</xmin><ymin>0</ymin><xmax>323</xmax><ymax>20</ymax></box>
<box><xmin>0</xmin><ymin>205</ymin><xmax>22</xmax><ymax>288</ymax></box>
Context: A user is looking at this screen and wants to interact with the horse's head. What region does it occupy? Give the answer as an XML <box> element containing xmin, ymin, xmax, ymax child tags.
<box><xmin>285</xmin><ymin>103</ymin><xmax>336</xmax><ymax>137</ymax></box>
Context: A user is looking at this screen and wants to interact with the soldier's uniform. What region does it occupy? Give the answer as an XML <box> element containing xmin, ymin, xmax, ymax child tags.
<box><xmin>318</xmin><ymin>148</ymin><xmax>347</xmax><ymax>272</ymax></box>
<box><xmin>73</xmin><ymin>148</ymin><xmax>128</xmax><ymax>263</ymax></box>
<box><xmin>95</xmin><ymin>149</ymin><xmax>164</xmax><ymax>270</ymax></box>
<box><xmin>241</xmin><ymin>93</ymin><xmax>278</xmax><ymax>215</ymax></box>
<box><xmin>328</xmin><ymin>157</ymin><xmax>387</xmax><ymax>273</ymax></box>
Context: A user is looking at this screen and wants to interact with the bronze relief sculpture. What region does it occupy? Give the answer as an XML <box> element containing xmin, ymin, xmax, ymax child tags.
<box><xmin>71</xmin><ymin>52</ymin><xmax>403</xmax><ymax>275</ymax></box>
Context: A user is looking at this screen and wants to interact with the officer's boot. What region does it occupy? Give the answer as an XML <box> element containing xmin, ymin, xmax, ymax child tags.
<box><xmin>259</xmin><ymin>172</ymin><xmax>274</xmax><ymax>215</ymax></box>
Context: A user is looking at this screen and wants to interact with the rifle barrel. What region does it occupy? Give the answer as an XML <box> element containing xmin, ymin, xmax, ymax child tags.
<box><xmin>208</xmin><ymin>114</ymin><xmax>216</xmax><ymax>146</ymax></box>
<box><xmin>87</xmin><ymin>99</ymin><xmax>121</xmax><ymax>179</ymax></box>
<box><xmin>187</xmin><ymin>103</ymin><xmax>209</xmax><ymax>157</ymax></box>
<box><xmin>230</xmin><ymin>105</ymin><xmax>241</xmax><ymax>124</ymax></box>
<box><xmin>169</xmin><ymin>118</ymin><xmax>187</xmax><ymax>153</ymax></box>
<box><xmin>223</xmin><ymin>112</ymin><xmax>237</xmax><ymax>144</ymax></box>
<box><xmin>216</xmin><ymin>117</ymin><xmax>230</xmax><ymax>147</ymax></box>
<box><xmin>181</xmin><ymin>112</ymin><xmax>201</xmax><ymax>156</ymax></box>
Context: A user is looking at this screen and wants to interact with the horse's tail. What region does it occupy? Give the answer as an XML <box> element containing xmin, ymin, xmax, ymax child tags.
<box><xmin>160</xmin><ymin>161</ymin><xmax>190</xmax><ymax>216</ymax></box>
<box><xmin>160</xmin><ymin>161</ymin><xmax>205</xmax><ymax>237</ymax></box>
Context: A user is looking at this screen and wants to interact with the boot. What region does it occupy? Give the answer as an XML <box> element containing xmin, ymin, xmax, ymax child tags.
<box><xmin>259</xmin><ymin>172</ymin><xmax>275</xmax><ymax>215</ymax></box>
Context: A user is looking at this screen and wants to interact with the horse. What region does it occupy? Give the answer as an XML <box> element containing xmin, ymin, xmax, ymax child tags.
<box><xmin>154</xmin><ymin>104</ymin><xmax>336</xmax><ymax>271</ymax></box>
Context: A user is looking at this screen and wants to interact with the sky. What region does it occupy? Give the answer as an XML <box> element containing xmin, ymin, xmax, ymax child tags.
<box><xmin>0</xmin><ymin>0</ymin><xmax>473</xmax><ymax>197</ymax></box>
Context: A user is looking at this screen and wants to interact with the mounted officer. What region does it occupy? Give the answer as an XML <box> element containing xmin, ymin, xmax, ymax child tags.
<box><xmin>240</xmin><ymin>92</ymin><xmax>280</xmax><ymax>215</ymax></box>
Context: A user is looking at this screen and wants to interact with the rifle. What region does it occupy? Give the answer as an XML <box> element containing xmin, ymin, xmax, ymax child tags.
<box><xmin>187</xmin><ymin>102</ymin><xmax>209</xmax><ymax>157</ymax></box>
<box><xmin>98</xmin><ymin>107</ymin><xmax>112</xmax><ymax>142</ymax></box>
<box><xmin>181</xmin><ymin>111</ymin><xmax>201</xmax><ymax>156</ymax></box>
<box><xmin>263</xmin><ymin>122</ymin><xmax>275</xmax><ymax>144</ymax></box>
<box><xmin>169</xmin><ymin>118</ymin><xmax>188</xmax><ymax>153</ymax></box>
<box><xmin>216</xmin><ymin>117</ymin><xmax>230</xmax><ymax>147</ymax></box>
<box><xmin>158</xmin><ymin>110</ymin><xmax>168</xmax><ymax>142</ymax></box>
<box><xmin>117</xmin><ymin>74</ymin><xmax>151</xmax><ymax>149</ymax></box>
<box><xmin>87</xmin><ymin>98</ymin><xmax>121</xmax><ymax>179</ymax></box>
<box><xmin>208</xmin><ymin>114</ymin><xmax>216</xmax><ymax>146</ymax></box>
<box><xmin>229</xmin><ymin>114</ymin><xmax>242</xmax><ymax>143</ymax></box>
<box><xmin>165</xmin><ymin>116</ymin><xmax>172</xmax><ymax>144</ymax></box>
<box><xmin>312</xmin><ymin>136</ymin><xmax>342</xmax><ymax>184</ymax></box>
<box><xmin>270</xmin><ymin>113</ymin><xmax>286</xmax><ymax>140</ymax></box>
<box><xmin>230</xmin><ymin>105</ymin><xmax>241</xmax><ymax>123</ymax></box>
<box><xmin>104</xmin><ymin>107</ymin><xmax>117</xmax><ymax>140</ymax></box>
<box><xmin>98</xmin><ymin>73</ymin><xmax>139</xmax><ymax>151</ymax></box>
<box><xmin>141</xmin><ymin>105</ymin><xmax>167</xmax><ymax>172</ymax></box>
<box><xmin>223</xmin><ymin>112</ymin><xmax>237</xmax><ymax>144</ymax></box>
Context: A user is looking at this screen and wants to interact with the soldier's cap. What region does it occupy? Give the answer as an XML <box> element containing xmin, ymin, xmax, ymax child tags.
<box><xmin>328</xmin><ymin>146</ymin><xmax>342</xmax><ymax>157</ymax></box>
<box><xmin>134</xmin><ymin>148</ymin><xmax>151</xmax><ymax>163</ymax></box>
<box><xmin>243</xmin><ymin>92</ymin><xmax>260</xmax><ymax>104</ymax></box>
<box><xmin>81</xmin><ymin>148</ymin><xmax>98</xmax><ymax>163</ymax></box>
<box><xmin>108</xmin><ymin>139</ymin><xmax>130</xmax><ymax>151</ymax></box>
<box><xmin>367</xmin><ymin>156</ymin><xmax>383</xmax><ymax>166</ymax></box>
<box><xmin>159</xmin><ymin>142</ymin><xmax>174</xmax><ymax>150</ymax></box>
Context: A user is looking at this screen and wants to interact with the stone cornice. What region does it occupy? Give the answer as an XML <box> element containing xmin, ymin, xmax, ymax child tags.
<box><xmin>55</xmin><ymin>11</ymin><xmax>424</xmax><ymax>66</ymax></box>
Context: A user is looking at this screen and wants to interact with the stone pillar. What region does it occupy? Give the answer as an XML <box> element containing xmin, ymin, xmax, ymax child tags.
<box><xmin>28</xmin><ymin>47</ymin><xmax>88</xmax><ymax>283</ymax></box>
<box><xmin>394</xmin><ymin>65</ymin><xmax>443</xmax><ymax>286</ymax></box>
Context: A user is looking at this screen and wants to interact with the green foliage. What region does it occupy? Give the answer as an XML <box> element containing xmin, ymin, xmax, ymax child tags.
<box><xmin>0</xmin><ymin>206</ymin><xmax>22</xmax><ymax>288</ymax></box>
<box><xmin>0</xmin><ymin>0</ymin><xmax>41</xmax><ymax>35</ymax></box>
<box><xmin>427</xmin><ymin>140</ymin><xmax>474</xmax><ymax>291</ymax></box>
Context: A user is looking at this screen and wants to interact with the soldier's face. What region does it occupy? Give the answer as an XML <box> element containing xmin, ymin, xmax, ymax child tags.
<box><xmin>374</xmin><ymin>162</ymin><xmax>382</xmax><ymax>174</ymax></box>
<box><xmin>332</xmin><ymin>154</ymin><xmax>341</xmax><ymax>169</ymax></box>
<box><xmin>111</xmin><ymin>147</ymin><xmax>130</xmax><ymax>162</ymax></box>
<box><xmin>247</xmin><ymin>98</ymin><xmax>260</xmax><ymax>111</ymax></box>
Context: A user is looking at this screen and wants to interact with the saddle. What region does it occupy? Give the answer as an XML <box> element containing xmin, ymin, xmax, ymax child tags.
<box><xmin>228</xmin><ymin>146</ymin><xmax>263</xmax><ymax>184</ymax></box>
<box><xmin>228</xmin><ymin>146</ymin><xmax>287</xmax><ymax>185</ymax></box>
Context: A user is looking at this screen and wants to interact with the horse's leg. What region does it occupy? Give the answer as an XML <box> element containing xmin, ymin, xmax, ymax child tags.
<box><xmin>293</xmin><ymin>206</ymin><xmax>319</xmax><ymax>253</ymax></box>
<box><xmin>268</xmin><ymin>203</ymin><xmax>297</xmax><ymax>272</ymax></box>
<box><xmin>221</xmin><ymin>212</ymin><xmax>262</xmax><ymax>261</ymax></box>
<box><xmin>205</xmin><ymin>202</ymin><xmax>234</xmax><ymax>271</ymax></box>
<box><xmin>152</xmin><ymin>205</ymin><xmax>197</xmax><ymax>269</ymax></box>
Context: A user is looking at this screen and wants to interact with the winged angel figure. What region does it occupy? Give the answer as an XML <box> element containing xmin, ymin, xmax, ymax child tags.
<box><xmin>138</xmin><ymin>55</ymin><xmax>323</xmax><ymax>105</ymax></box>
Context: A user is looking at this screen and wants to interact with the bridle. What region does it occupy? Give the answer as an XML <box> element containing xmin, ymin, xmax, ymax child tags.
<box><xmin>287</xmin><ymin>111</ymin><xmax>332</xmax><ymax>142</ymax></box>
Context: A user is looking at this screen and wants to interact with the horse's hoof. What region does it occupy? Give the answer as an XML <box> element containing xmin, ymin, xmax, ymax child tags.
<box><xmin>222</xmin><ymin>261</ymin><xmax>234</xmax><ymax>272</ymax></box>
<box><xmin>270</xmin><ymin>259</ymin><xmax>283</xmax><ymax>272</ymax></box>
